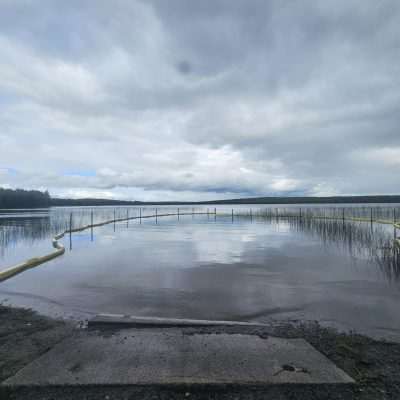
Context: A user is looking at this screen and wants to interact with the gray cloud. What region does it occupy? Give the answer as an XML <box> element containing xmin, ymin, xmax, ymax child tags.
<box><xmin>0</xmin><ymin>0</ymin><xmax>399</xmax><ymax>200</ymax></box>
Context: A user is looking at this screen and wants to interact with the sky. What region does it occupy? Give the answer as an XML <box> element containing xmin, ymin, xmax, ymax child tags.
<box><xmin>0</xmin><ymin>0</ymin><xmax>399</xmax><ymax>201</ymax></box>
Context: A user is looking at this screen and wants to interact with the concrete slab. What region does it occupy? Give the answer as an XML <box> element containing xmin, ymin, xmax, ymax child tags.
<box><xmin>88</xmin><ymin>314</ymin><xmax>269</xmax><ymax>329</ymax></box>
<box><xmin>3</xmin><ymin>330</ymin><xmax>354</xmax><ymax>386</ymax></box>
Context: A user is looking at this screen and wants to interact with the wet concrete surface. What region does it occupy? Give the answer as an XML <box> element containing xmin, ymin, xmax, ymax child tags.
<box><xmin>3</xmin><ymin>328</ymin><xmax>353</xmax><ymax>386</ymax></box>
<box><xmin>3</xmin><ymin>305</ymin><xmax>400</xmax><ymax>400</ymax></box>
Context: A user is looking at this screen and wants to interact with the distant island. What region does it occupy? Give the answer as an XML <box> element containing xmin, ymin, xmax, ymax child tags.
<box><xmin>1</xmin><ymin>187</ymin><xmax>400</xmax><ymax>209</ymax></box>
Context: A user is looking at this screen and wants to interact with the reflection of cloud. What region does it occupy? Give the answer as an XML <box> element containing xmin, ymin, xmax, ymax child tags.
<box><xmin>98</xmin><ymin>235</ymin><xmax>117</xmax><ymax>245</ymax></box>
<box><xmin>191</xmin><ymin>225</ymin><xmax>258</xmax><ymax>264</ymax></box>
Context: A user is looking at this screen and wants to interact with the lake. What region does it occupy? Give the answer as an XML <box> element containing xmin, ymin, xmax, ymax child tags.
<box><xmin>1</xmin><ymin>205</ymin><xmax>399</xmax><ymax>341</ymax></box>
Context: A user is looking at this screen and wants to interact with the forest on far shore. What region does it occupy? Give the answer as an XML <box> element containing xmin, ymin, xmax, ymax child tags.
<box><xmin>1</xmin><ymin>187</ymin><xmax>400</xmax><ymax>209</ymax></box>
<box><xmin>0</xmin><ymin>188</ymin><xmax>138</xmax><ymax>209</ymax></box>
<box><xmin>0</xmin><ymin>188</ymin><xmax>51</xmax><ymax>209</ymax></box>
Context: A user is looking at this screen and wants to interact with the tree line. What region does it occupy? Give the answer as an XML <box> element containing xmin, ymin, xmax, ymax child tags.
<box><xmin>1</xmin><ymin>187</ymin><xmax>400</xmax><ymax>209</ymax></box>
<box><xmin>0</xmin><ymin>188</ymin><xmax>51</xmax><ymax>209</ymax></box>
<box><xmin>203</xmin><ymin>195</ymin><xmax>400</xmax><ymax>205</ymax></box>
<box><xmin>0</xmin><ymin>188</ymin><xmax>139</xmax><ymax>209</ymax></box>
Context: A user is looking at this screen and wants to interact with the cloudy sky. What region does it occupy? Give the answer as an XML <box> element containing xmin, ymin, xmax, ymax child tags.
<box><xmin>0</xmin><ymin>0</ymin><xmax>399</xmax><ymax>201</ymax></box>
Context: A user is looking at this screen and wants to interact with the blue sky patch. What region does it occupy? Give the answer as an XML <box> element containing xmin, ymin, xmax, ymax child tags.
<box><xmin>62</xmin><ymin>170</ymin><xmax>97</xmax><ymax>177</ymax></box>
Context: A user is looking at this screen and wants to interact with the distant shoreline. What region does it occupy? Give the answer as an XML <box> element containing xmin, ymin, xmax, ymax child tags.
<box><xmin>50</xmin><ymin>194</ymin><xmax>400</xmax><ymax>206</ymax></box>
<box><xmin>1</xmin><ymin>187</ymin><xmax>400</xmax><ymax>209</ymax></box>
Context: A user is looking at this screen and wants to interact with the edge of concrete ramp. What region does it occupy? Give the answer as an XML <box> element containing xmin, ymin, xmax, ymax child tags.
<box><xmin>88</xmin><ymin>314</ymin><xmax>270</xmax><ymax>329</ymax></box>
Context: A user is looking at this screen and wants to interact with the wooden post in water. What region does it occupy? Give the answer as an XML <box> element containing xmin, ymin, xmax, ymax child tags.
<box><xmin>232</xmin><ymin>209</ymin><xmax>234</xmax><ymax>223</ymax></box>
<box><xmin>342</xmin><ymin>208</ymin><xmax>345</xmax><ymax>223</ymax></box>
<box><xmin>140</xmin><ymin>207</ymin><xmax>142</xmax><ymax>224</ymax></box>
<box><xmin>250</xmin><ymin>208</ymin><xmax>252</xmax><ymax>222</ymax></box>
<box><xmin>370</xmin><ymin>208</ymin><xmax>373</xmax><ymax>225</ymax></box>
<box><xmin>177</xmin><ymin>208</ymin><xmax>180</xmax><ymax>221</ymax></box>
<box><xmin>192</xmin><ymin>207</ymin><xmax>194</xmax><ymax>219</ymax></box>
<box><xmin>394</xmin><ymin>208</ymin><xmax>397</xmax><ymax>240</ymax></box>
<box><xmin>214</xmin><ymin>208</ymin><xmax>217</xmax><ymax>222</ymax></box>
<box><xmin>156</xmin><ymin>208</ymin><xmax>158</xmax><ymax>224</ymax></box>
<box><xmin>69</xmin><ymin>212</ymin><xmax>72</xmax><ymax>250</ymax></box>
<box><xmin>91</xmin><ymin>210</ymin><xmax>93</xmax><ymax>242</ymax></box>
<box><xmin>299</xmin><ymin>207</ymin><xmax>302</xmax><ymax>219</ymax></box>
<box><xmin>207</xmin><ymin>208</ymin><xmax>209</xmax><ymax>219</ymax></box>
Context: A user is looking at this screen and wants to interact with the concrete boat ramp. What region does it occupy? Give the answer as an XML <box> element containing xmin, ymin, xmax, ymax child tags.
<box><xmin>2</xmin><ymin>315</ymin><xmax>353</xmax><ymax>392</ymax></box>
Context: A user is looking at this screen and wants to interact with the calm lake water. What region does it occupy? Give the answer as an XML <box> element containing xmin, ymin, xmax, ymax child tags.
<box><xmin>1</xmin><ymin>205</ymin><xmax>400</xmax><ymax>341</ymax></box>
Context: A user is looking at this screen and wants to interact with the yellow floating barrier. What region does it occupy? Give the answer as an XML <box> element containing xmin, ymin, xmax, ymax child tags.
<box><xmin>0</xmin><ymin>233</ymin><xmax>65</xmax><ymax>282</ymax></box>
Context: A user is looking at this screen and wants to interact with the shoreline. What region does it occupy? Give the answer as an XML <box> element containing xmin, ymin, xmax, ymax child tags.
<box><xmin>1</xmin><ymin>304</ymin><xmax>400</xmax><ymax>399</ymax></box>
<box><xmin>2</xmin><ymin>288</ymin><xmax>400</xmax><ymax>344</ymax></box>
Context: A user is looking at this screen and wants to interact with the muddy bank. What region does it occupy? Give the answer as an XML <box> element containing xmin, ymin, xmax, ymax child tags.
<box><xmin>0</xmin><ymin>304</ymin><xmax>73</xmax><ymax>383</ymax></box>
<box><xmin>1</xmin><ymin>305</ymin><xmax>400</xmax><ymax>399</ymax></box>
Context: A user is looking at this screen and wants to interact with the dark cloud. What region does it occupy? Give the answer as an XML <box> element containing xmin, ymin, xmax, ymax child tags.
<box><xmin>176</xmin><ymin>60</ymin><xmax>192</xmax><ymax>75</ymax></box>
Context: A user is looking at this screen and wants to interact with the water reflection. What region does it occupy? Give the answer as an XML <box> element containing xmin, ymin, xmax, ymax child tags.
<box><xmin>0</xmin><ymin>206</ymin><xmax>187</xmax><ymax>255</ymax></box>
<box><xmin>376</xmin><ymin>245</ymin><xmax>400</xmax><ymax>283</ymax></box>
<box><xmin>0</xmin><ymin>213</ymin><xmax>52</xmax><ymax>258</ymax></box>
<box><xmin>1</xmin><ymin>207</ymin><xmax>400</xmax><ymax>341</ymax></box>
<box><xmin>1</xmin><ymin>206</ymin><xmax>399</xmax><ymax>282</ymax></box>
<box><xmin>1</xmin><ymin>205</ymin><xmax>399</xmax><ymax>253</ymax></box>
<box><xmin>283</xmin><ymin>217</ymin><xmax>400</xmax><ymax>283</ymax></box>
